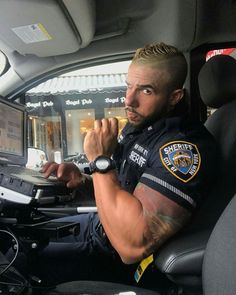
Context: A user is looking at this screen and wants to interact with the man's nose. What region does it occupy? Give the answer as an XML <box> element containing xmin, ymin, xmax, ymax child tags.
<box><xmin>125</xmin><ymin>89</ymin><xmax>138</xmax><ymax>107</ymax></box>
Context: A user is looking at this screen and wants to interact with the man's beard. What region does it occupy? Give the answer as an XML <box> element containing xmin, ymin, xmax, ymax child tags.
<box><xmin>125</xmin><ymin>106</ymin><xmax>168</xmax><ymax>129</ymax></box>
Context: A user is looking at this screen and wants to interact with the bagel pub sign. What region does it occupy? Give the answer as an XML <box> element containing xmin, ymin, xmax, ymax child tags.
<box><xmin>25</xmin><ymin>87</ymin><xmax>126</xmax><ymax>118</ymax></box>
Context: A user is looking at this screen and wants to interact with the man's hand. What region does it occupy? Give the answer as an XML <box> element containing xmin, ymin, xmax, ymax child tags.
<box><xmin>84</xmin><ymin>118</ymin><xmax>118</xmax><ymax>161</ymax></box>
<box><xmin>41</xmin><ymin>162</ymin><xmax>84</xmax><ymax>188</ymax></box>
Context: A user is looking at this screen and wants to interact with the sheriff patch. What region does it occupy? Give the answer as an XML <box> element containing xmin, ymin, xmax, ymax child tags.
<box><xmin>159</xmin><ymin>140</ymin><xmax>201</xmax><ymax>183</ymax></box>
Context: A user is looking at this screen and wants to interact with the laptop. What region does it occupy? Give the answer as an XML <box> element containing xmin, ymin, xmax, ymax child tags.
<box><xmin>0</xmin><ymin>97</ymin><xmax>72</xmax><ymax>205</ymax></box>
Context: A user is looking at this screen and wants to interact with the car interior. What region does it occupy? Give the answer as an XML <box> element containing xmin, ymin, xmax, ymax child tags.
<box><xmin>0</xmin><ymin>0</ymin><xmax>235</xmax><ymax>294</ymax></box>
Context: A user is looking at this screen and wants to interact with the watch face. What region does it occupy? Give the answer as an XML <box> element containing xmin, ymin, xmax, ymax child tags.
<box><xmin>95</xmin><ymin>157</ymin><xmax>110</xmax><ymax>171</ymax></box>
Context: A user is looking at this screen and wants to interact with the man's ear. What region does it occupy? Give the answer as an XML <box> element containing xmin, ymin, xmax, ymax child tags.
<box><xmin>169</xmin><ymin>88</ymin><xmax>185</xmax><ymax>107</ymax></box>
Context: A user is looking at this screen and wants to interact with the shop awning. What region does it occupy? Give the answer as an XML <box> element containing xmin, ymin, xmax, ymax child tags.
<box><xmin>27</xmin><ymin>73</ymin><xmax>127</xmax><ymax>96</ymax></box>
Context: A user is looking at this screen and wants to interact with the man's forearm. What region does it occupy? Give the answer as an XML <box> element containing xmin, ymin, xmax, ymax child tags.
<box><xmin>92</xmin><ymin>171</ymin><xmax>147</xmax><ymax>263</ymax></box>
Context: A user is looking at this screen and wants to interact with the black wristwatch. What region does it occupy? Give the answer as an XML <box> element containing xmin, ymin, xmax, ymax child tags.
<box><xmin>89</xmin><ymin>155</ymin><xmax>116</xmax><ymax>174</ymax></box>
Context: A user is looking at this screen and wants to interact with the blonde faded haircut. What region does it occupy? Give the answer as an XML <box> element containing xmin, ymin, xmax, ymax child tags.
<box><xmin>132</xmin><ymin>42</ymin><xmax>187</xmax><ymax>91</ymax></box>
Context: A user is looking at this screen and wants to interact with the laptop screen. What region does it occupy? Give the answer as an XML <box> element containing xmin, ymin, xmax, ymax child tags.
<box><xmin>0</xmin><ymin>97</ymin><xmax>27</xmax><ymax>166</ymax></box>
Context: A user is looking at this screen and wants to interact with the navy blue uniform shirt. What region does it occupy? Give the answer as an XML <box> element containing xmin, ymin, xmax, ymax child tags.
<box><xmin>113</xmin><ymin>116</ymin><xmax>218</xmax><ymax>212</ymax></box>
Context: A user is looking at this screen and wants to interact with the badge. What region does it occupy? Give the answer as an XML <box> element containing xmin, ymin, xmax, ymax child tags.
<box><xmin>159</xmin><ymin>140</ymin><xmax>201</xmax><ymax>183</ymax></box>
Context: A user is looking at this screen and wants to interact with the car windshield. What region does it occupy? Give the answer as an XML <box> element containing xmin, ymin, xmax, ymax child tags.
<box><xmin>23</xmin><ymin>61</ymin><xmax>130</xmax><ymax>164</ymax></box>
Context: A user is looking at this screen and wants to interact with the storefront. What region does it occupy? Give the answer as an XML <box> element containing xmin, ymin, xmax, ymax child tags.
<box><xmin>25</xmin><ymin>80</ymin><xmax>127</xmax><ymax>162</ymax></box>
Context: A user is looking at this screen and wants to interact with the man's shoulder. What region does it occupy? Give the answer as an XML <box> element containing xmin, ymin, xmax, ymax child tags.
<box><xmin>149</xmin><ymin>116</ymin><xmax>219</xmax><ymax>161</ymax></box>
<box><xmin>164</xmin><ymin>116</ymin><xmax>216</xmax><ymax>143</ymax></box>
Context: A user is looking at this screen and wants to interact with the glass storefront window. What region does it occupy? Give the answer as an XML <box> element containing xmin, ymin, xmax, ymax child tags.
<box><xmin>25</xmin><ymin>61</ymin><xmax>130</xmax><ymax>161</ymax></box>
<box><xmin>28</xmin><ymin>115</ymin><xmax>62</xmax><ymax>162</ymax></box>
<box><xmin>104</xmin><ymin>107</ymin><xmax>127</xmax><ymax>134</ymax></box>
<box><xmin>65</xmin><ymin>109</ymin><xmax>95</xmax><ymax>156</ymax></box>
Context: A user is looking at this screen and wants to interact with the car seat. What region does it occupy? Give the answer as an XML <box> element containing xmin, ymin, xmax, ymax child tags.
<box><xmin>193</xmin><ymin>54</ymin><xmax>236</xmax><ymax>228</ymax></box>
<box><xmin>199</xmin><ymin>54</ymin><xmax>236</xmax><ymax>175</ymax></box>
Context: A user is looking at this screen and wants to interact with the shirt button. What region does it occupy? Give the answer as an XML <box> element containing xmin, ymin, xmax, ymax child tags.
<box><xmin>125</xmin><ymin>180</ymin><xmax>131</xmax><ymax>185</ymax></box>
<box><xmin>129</xmin><ymin>135</ymin><xmax>133</xmax><ymax>139</ymax></box>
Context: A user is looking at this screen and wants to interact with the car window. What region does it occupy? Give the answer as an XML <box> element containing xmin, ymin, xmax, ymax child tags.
<box><xmin>24</xmin><ymin>61</ymin><xmax>130</xmax><ymax>163</ymax></box>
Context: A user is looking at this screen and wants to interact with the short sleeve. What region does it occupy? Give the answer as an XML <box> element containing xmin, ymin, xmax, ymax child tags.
<box><xmin>139</xmin><ymin>138</ymin><xmax>216</xmax><ymax>211</ymax></box>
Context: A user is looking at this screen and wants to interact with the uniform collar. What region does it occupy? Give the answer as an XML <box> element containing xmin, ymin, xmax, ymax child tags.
<box><xmin>121</xmin><ymin>118</ymin><xmax>165</xmax><ymax>138</ymax></box>
<box><xmin>121</xmin><ymin>116</ymin><xmax>185</xmax><ymax>137</ymax></box>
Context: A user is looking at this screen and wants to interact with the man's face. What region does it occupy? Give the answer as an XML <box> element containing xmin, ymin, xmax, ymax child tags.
<box><xmin>125</xmin><ymin>63</ymin><xmax>173</xmax><ymax>128</ymax></box>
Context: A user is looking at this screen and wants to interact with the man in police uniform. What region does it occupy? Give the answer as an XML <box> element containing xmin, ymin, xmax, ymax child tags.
<box><xmin>34</xmin><ymin>43</ymin><xmax>217</xmax><ymax>287</ymax></box>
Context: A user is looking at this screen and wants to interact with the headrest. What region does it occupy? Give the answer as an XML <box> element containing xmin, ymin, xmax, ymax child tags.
<box><xmin>198</xmin><ymin>55</ymin><xmax>236</xmax><ymax>108</ymax></box>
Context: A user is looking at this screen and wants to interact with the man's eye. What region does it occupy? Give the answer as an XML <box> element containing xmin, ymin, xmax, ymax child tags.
<box><xmin>143</xmin><ymin>89</ymin><xmax>152</xmax><ymax>94</ymax></box>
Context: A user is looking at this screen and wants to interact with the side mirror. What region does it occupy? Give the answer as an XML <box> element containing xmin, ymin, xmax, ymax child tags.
<box><xmin>26</xmin><ymin>147</ymin><xmax>48</xmax><ymax>170</ymax></box>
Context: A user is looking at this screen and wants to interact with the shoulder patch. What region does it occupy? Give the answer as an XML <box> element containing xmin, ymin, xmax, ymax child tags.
<box><xmin>159</xmin><ymin>140</ymin><xmax>201</xmax><ymax>183</ymax></box>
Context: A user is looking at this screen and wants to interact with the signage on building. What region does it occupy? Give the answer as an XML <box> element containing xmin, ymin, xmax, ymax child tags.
<box><xmin>26</xmin><ymin>101</ymin><xmax>54</xmax><ymax>108</ymax></box>
<box><xmin>25</xmin><ymin>88</ymin><xmax>126</xmax><ymax>115</ymax></box>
